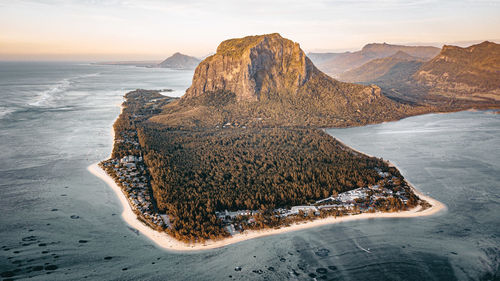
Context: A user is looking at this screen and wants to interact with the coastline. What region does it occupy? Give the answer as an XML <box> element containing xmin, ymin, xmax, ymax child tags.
<box><xmin>87</xmin><ymin>100</ymin><xmax>446</xmax><ymax>252</ymax></box>
<box><xmin>87</xmin><ymin>155</ymin><xmax>446</xmax><ymax>252</ymax></box>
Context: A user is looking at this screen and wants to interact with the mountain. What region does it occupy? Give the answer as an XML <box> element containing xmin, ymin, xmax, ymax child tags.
<box><xmin>158</xmin><ymin>52</ymin><xmax>200</xmax><ymax>69</ymax></box>
<box><xmin>183</xmin><ymin>33</ymin><xmax>314</xmax><ymax>102</ymax></box>
<box><xmin>361</xmin><ymin>43</ymin><xmax>440</xmax><ymax>60</ymax></box>
<box><xmin>151</xmin><ymin>33</ymin><xmax>424</xmax><ymax>128</ymax></box>
<box><xmin>110</xmin><ymin>34</ymin><xmax>432</xmax><ymax>241</ymax></box>
<box><xmin>411</xmin><ymin>41</ymin><xmax>500</xmax><ymax>101</ymax></box>
<box><xmin>371</xmin><ymin>41</ymin><xmax>500</xmax><ymax>106</ymax></box>
<box><xmin>311</xmin><ymin>43</ymin><xmax>440</xmax><ymax>76</ymax></box>
<box><xmin>307</xmin><ymin>52</ymin><xmax>341</xmax><ymax>64</ymax></box>
<box><xmin>338</xmin><ymin>51</ymin><xmax>425</xmax><ymax>83</ymax></box>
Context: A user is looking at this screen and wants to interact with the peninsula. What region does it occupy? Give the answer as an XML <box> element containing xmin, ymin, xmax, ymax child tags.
<box><xmin>92</xmin><ymin>34</ymin><xmax>446</xmax><ymax>250</ymax></box>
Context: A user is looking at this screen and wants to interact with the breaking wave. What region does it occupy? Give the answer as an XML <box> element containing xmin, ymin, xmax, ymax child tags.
<box><xmin>29</xmin><ymin>78</ymin><xmax>72</xmax><ymax>107</ymax></box>
<box><xmin>29</xmin><ymin>72</ymin><xmax>101</xmax><ymax>107</ymax></box>
<box><xmin>0</xmin><ymin>106</ymin><xmax>16</xmax><ymax>119</ymax></box>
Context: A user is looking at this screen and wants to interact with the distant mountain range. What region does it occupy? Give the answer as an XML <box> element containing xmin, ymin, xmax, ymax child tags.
<box><xmin>412</xmin><ymin>41</ymin><xmax>500</xmax><ymax>101</ymax></box>
<box><xmin>338</xmin><ymin>51</ymin><xmax>425</xmax><ymax>83</ymax></box>
<box><xmin>97</xmin><ymin>38</ymin><xmax>499</xmax><ymax>113</ymax></box>
<box><xmin>335</xmin><ymin>41</ymin><xmax>500</xmax><ymax>106</ymax></box>
<box><xmin>309</xmin><ymin>43</ymin><xmax>440</xmax><ymax>77</ymax></box>
<box><xmin>95</xmin><ymin>52</ymin><xmax>200</xmax><ymax>69</ymax></box>
<box><xmin>158</xmin><ymin>52</ymin><xmax>201</xmax><ymax>69</ymax></box>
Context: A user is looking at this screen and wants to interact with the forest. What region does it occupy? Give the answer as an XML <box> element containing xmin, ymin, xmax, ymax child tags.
<box><xmin>137</xmin><ymin>124</ymin><xmax>408</xmax><ymax>241</ymax></box>
<box><xmin>109</xmin><ymin>90</ymin><xmax>418</xmax><ymax>242</ymax></box>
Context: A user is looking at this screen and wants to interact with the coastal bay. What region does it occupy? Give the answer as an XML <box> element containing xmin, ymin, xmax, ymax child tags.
<box><xmin>0</xmin><ymin>62</ymin><xmax>498</xmax><ymax>280</ymax></box>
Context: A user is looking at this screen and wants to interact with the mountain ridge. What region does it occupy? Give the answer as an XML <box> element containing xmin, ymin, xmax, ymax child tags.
<box><xmin>151</xmin><ymin>33</ymin><xmax>425</xmax><ymax>128</ymax></box>
<box><xmin>346</xmin><ymin>41</ymin><xmax>500</xmax><ymax>107</ymax></box>
<box><xmin>412</xmin><ymin>41</ymin><xmax>500</xmax><ymax>92</ymax></box>
<box><xmin>338</xmin><ymin>51</ymin><xmax>424</xmax><ymax>83</ymax></box>
<box><xmin>310</xmin><ymin>43</ymin><xmax>440</xmax><ymax>76</ymax></box>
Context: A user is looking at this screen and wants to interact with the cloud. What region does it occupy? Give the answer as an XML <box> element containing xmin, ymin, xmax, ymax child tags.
<box><xmin>1</xmin><ymin>0</ymin><xmax>499</xmax><ymax>59</ymax></box>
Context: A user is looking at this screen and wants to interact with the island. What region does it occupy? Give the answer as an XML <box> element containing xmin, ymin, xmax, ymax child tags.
<box><xmin>95</xmin><ymin>52</ymin><xmax>201</xmax><ymax>69</ymax></box>
<box><xmin>158</xmin><ymin>52</ymin><xmax>201</xmax><ymax>69</ymax></box>
<box><xmin>90</xmin><ymin>33</ymin><xmax>446</xmax><ymax>250</ymax></box>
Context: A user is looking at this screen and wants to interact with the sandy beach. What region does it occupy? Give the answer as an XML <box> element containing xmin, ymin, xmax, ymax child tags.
<box><xmin>87</xmin><ymin>103</ymin><xmax>446</xmax><ymax>251</ymax></box>
<box><xmin>87</xmin><ymin>157</ymin><xmax>445</xmax><ymax>252</ymax></box>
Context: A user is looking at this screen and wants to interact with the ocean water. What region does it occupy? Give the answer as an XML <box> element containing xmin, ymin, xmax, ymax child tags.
<box><xmin>0</xmin><ymin>62</ymin><xmax>499</xmax><ymax>280</ymax></box>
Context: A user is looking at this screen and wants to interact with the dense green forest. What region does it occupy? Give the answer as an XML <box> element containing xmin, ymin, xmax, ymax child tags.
<box><xmin>108</xmin><ymin>90</ymin><xmax>418</xmax><ymax>242</ymax></box>
<box><xmin>140</xmin><ymin>126</ymin><xmax>392</xmax><ymax>211</ymax></box>
<box><xmin>137</xmin><ymin>125</ymin><xmax>406</xmax><ymax>241</ymax></box>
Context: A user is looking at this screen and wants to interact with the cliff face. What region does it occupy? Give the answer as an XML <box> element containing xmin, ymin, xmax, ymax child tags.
<box><xmin>152</xmin><ymin>33</ymin><xmax>422</xmax><ymax>128</ymax></box>
<box><xmin>184</xmin><ymin>33</ymin><xmax>314</xmax><ymax>101</ymax></box>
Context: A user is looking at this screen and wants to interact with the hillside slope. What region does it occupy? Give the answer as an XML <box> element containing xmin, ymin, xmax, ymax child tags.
<box><xmin>311</xmin><ymin>43</ymin><xmax>440</xmax><ymax>76</ymax></box>
<box><xmin>338</xmin><ymin>51</ymin><xmax>425</xmax><ymax>83</ymax></box>
<box><xmin>151</xmin><ymin>34</ymin><xmax>425</xmax><ymax>128</ymax></box>
<box><xmin>371</xmin><ymin>41</ymin><xmax>500</xmax><ymax>106</ymax></box>
<box><xmin>412</xmin><ymin>41</ymin><xmax>500</xmax><ymax>102</ymax></box>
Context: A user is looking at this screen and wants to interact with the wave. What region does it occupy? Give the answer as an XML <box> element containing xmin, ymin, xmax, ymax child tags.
<box><xmin>0</xmin><ymin>106</ymin><xmax>16</xmax><ymax>119</ymax></box>
<box><xmin>28</xmin><ymin>72</ymin><xmax>101</xmax><ymax>107</ymax></box>
<box><xmin>29</xmin><ymin>78</ymin><xmax>71</xmax><ymax>107</ymax></box>
<box><xmin>78</xmin><ymin>72</ymin><xmax>101</xmax><ymax>79</ymax></box>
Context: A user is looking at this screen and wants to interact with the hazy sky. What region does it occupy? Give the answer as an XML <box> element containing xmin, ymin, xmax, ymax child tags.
<box><xmin>1</xmin><ymin>0</ymin><xmax>499</xmax><ymax>61</ymax></box>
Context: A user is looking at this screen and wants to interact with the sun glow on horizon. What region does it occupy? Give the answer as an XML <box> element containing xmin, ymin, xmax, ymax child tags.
<box><xmin>1</xmin><ymin>0</ymin><xmax>499</xmax><ymax>61</ymax></box>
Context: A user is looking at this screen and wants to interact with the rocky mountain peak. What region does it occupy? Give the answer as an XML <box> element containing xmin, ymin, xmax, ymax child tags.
<box><xmin>184</xmin><ymin>33</ymin><xmax>316</xmax><ymax>102</ymax></box>
<box><xmin>158</xmin><ymin>52</ymin><xmax>200</xmax><ymax>69</ymax></box>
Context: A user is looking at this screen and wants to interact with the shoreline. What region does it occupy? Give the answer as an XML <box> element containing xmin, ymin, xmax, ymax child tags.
<box><xmin>87</xmin><ymin>157</ymin><xmax>446</xmax><ymax>252</ymax></box>
<box><xmin>87</xmin><ymin>101</ymin><xmax>446</xmax><ymax>252</ymax></box>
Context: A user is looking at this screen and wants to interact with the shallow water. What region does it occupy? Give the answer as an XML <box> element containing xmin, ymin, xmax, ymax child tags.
<box><xmin>0</xmin><ymin>62</ymin><xmax>499</xmax><ymax>280</ymax></box>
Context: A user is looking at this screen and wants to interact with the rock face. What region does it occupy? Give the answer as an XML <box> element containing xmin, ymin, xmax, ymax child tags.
<box><xmin>185</xmin><ymin>33</ymin><xmax>314</xmax><ymax>101</ymax></box>
<box><xmin>158</xmin><ymin>52</ymin><xmax>200</xmax><ymax>69</ymax></box>
<box><xmin>412</xmin><ymin>41</ymin><xmax>500</xmax><ymax>98</ymax></box>
<box><xmin>153</xmin><ymin>33</ymin><xmax>424</xmax><ymax>128</ymax></box>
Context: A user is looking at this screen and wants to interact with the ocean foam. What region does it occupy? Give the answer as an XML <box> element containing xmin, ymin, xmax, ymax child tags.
<box><xmin>29</xmin><ymin>72</ymin><xmax>101</xmax><ymax>107</ymax></box>
<box><xmin>29</xmin><ymin>79</ymin><xmax>71</xmax><ymax>107</ymax></box>
<box><xmin>0</xmin><ymin>106</ymin><xmax>15</xmax><ymax>119</ymax></box>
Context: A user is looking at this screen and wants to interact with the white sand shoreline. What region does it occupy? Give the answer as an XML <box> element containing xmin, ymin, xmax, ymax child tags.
<box><xmin>88</xmin><ymin>163</ymin><xmax>446</xmax><ymax>251</ymax></box>
<box><xmin>87</xmin><ymin>103</ymin><xmax>446</xmax><ymax>252</ymax></box>
<box><xmin>87</xmin><ymin>157</ymin><xmax>446</xmax><ymax>252</ymax></box>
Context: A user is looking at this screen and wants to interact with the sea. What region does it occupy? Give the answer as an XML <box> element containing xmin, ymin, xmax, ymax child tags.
<box><xmin>0</xmin><ymin>61</ymin><xmax>499</xmax><ymax>281</ymax></box>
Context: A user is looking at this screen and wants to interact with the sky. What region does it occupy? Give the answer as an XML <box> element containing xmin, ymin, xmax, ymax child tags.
<box><xmin>1</xmin><ymin>0</ymin><xmax>499</xmax><ymax>61</ymax></box>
